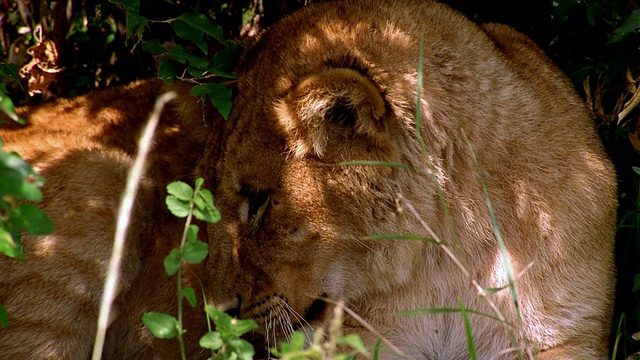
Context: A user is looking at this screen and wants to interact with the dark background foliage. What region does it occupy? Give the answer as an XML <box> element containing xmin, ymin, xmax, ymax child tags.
<box><xmin>0</xmin><ymin>0</ymin><xmax>638</xmax><ymax>357</ymax></box>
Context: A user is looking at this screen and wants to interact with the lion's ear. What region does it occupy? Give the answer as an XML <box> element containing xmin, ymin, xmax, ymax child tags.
<box><xmin>276</xmin><ymin>68</ymin><xmax>391</xmax><ymax>158</ymax></box>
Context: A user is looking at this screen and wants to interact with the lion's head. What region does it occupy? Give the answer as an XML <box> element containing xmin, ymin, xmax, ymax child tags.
<box><xmin>200</xmin><ymin>0</ymin><xmax>617</xmax><ymax>358</ymax></box>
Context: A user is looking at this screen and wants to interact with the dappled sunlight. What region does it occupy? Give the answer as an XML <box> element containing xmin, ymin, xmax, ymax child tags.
<box><xmin>488</xmin><ymin>249</ymin><xmax>509</xmax><ymax>291</ymax></box>
<box><xmin>33</xmin><ymin>235</ymin><xmax>57</xmax><ymax>257</ymax></box>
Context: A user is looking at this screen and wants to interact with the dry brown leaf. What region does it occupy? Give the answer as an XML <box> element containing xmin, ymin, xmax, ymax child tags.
<box><xmin>19</xmin><ymin>38</ymin><xmax>64</xmax><ymax>96</ymax></box>
<box><xmin>619</xmin><ymin>86</ymin><xmax>640</xmax><ymax>124</ymax></box>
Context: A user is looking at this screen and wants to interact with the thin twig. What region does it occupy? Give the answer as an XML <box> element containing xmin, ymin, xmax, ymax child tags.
<box><xmin>91</xmin><ymin>91</ymin><xmax>177</xmax><ymax>360</ymax></box>
<box><xmin>318</xmin><ymin>296</ymin><xmax>409</xmax><ymax>359</ymax></box>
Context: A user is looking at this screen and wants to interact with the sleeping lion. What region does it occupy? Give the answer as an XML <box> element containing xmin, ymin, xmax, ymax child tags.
<box><xmin>0</xmin><ymin>0</ymin><xmax>616</xmax><ymax>359</ymax></box>
<box><xmin>202</xmin><ymin>0</ymin><xmax>617</xmax><ymax>358</ymax></box>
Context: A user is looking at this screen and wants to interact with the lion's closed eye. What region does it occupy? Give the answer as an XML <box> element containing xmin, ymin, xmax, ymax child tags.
<box><xmin>239</xmin><ymin>187</ymin><xmax>270</xmax><ymax>226</ymax></box>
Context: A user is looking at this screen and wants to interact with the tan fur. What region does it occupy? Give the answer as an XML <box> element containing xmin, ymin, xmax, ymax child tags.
<box><xmin>0</xmin><ymin>79</ymin><xmax>218</xmax><ymax>359</ymax></box>
<box><xmin>203</xmin><ymin>0</ymin><xmax>617</xmax><ymax>358</ymax></box>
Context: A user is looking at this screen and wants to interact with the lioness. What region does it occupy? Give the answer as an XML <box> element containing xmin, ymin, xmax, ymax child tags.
<box><xmin>0</xmin><ymin>79</ymin><xmax>219</xmax><ymax>359</ymax></box>
<box><xmin>202</xmin><ymin>0</ymin><xmax>617</xmax><ymax>358</ymax></box>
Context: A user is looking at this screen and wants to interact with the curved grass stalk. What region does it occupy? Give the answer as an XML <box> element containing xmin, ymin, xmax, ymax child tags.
<box><xmin>92</xmin><ymin>91</ymin><xmax>177</xmax><ymax>360</ymax></box>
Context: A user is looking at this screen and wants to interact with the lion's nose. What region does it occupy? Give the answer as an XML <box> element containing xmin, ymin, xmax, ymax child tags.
<box><xmin>218</xmin><ymin>294</ymin><xmax>241</xmax><ymax>318</ymax></box>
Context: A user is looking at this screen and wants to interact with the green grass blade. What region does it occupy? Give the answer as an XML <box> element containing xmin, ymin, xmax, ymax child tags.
<box><xmin>394</xmin><ymin>307</ymin><xmax>509</xmax><ymax>325</ymax></box>
<box><xmin>462</xmin><ymin>134</ymin><xmax>525</xmax><ymax>358</ymax></box>
<box><xmin>365</xmin><ymin>233</ymin><xmax>443</xmax><ymax>245</ymax></box>
<box><xmin>459</xmin><ymin>299</ymin><xmax>477</xmax><ymax>360</ymax></box>
<box><xmin>373</xmin><ymin>337</ymin><xmax>382</xmax><ymax>360</ymax></box>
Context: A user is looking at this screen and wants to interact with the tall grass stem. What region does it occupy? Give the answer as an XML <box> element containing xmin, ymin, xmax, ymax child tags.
<box><xmin>91</xmin><ymin>91</ymin><xmax>177</xmax><ymax>360</ymax></box>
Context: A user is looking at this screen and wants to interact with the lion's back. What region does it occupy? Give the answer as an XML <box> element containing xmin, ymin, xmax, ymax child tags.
<box><xmin>0</xmin><ymin>79</ymin><xmax>212</xmax><ymax>359</ymax></box>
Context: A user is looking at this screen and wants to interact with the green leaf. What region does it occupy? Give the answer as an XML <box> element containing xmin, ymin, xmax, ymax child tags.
<box><xmin>141</xmin><ymin>39</ymin><xmax>168</xmax><ymax>55</ymax></box>
<box><xmin>186</xmin><ymin>67</ymin><xmax>207</xmax><ymax>78</ymax></box>
<box><xmin>192</xmin><ymin>205</ymin><xmax>221</xmax><ymax>223</ymax></box>
<box><xmin>205</xmin><ymin>83</ymin><xmax>233</xmax><ymax>120</ymax></box>
<box><xmin>208</xmin><ymin>44</ymin><xmax>240</xmax><ymax>73</ymax></box>
<box><xmin>183</xmin><ymin>286</ymin><xmax>197</xmax><ymax>307</ymax></box>
<box><xmin>212</xmin><ymin>69</ymin><xmax>237</xmax><ymax>79</ymax></box>
<box><xmin>337</xmin><ymin>334</ymin><xmax>367</xmax><ymax>354</ymax></box>
<box><xmin>610</xmin><ymin>8</ymin><xmax>640</xmax><ymax>43</ymax></box>
<box><xmin>0</xmin><ymin>152</ymin><xmax>43</xmax><ymax>201</ymax></box>
<box><xmin>0</xmin><ymin>304</ymin><xmax>7</xmax><ymax>327</ymax></box>
<box><xmin>283</xmin><ymin>331</ymin><xmax>307</xmax><ymax>351</ymax></box>
<box><xmin>551</xmin><ymin>0</ymin><xmax>579</xmax><ymax>25</ymax></box>
<box><xmin>193</xmin><ymin>190</ymin><xmax>221</xmax><ymax>223</ymax></box>
<box><xmin>230</xmin><ymin>317</ymin><xmax>259</xmax><ymax>337</ymax></box>
<box><xmin>10</xmin><ymin>204</ymin><xmax>54</xmax><ymax>235</ymax></box>
<box><xmin>142</xmin><ymin>312</ymin><xmax>180</xmax><ymax>339</ymax></box>
<box><xmin>165</xmin><ymin>195</ymin><xmax>190</xmax><ymax>218</ymax></box>
<box><xmin>633</xmin><ymin>273</ymin><xmax>640</xmax><ymax>293</ymax></box>
<box><xmin>228</xmin><ymin>337</ymin><xmax>255</xmax><ymax>360</ymax></box>
<box><xmin>167</xmin><ymin>181</ymin><xmax>194</xmax><ymax>201</ymax></box>
<box><xmin>187</xmin><ymin>224</ymin><xmax>199</xmax><ymax>243</ymax></box>
<box><xmin>0</xmin><ymin>93</ymin><xmax>20</xmax><ymax>123</ymax></box>
<box><xmin>198</xmin><ymin>189</ymin><xmax>215</xmax><ymax>207</ymax></box>
<box><xmin>168</xmin><ymin>45</ymin><xmax>209</xmax><ymax>69</ymax></box>
<box><xmin>195</xmin><ymin>178</ymin><xmax>204</xmax><ymax>190</ymax></box>
<box><xmin>183</xmin><ymin>239</ymin><xmax>208</xmax><ymax>264</ymax></box>
<box><xmin>109</xmin><ymin>0</ymin><xmax>147</xmax><ymax>39</ymax></box>
<box><xmin>171</xmin><ymin>19</ymin><xmax>208</xmax><ymax>54</ymax></box>
<box><xmin>163</xmin><ymin>248</ymin><xmax>182</xmax><ymax>276</ymax></box>
<box><xmin>565</xmin><ymin>63</ymin><xmax>596</xmax><ymax>84</ymax></box>
<box><xmin>178</xmin><ymin>13</ymin><xmax>224</xmax><ymax>43</ymax></box>
<box><xmin>205</xmin><ymin>305</ymin><xmax>231</xmax><ymax>332</ymax></box>
<box><xmin>0</xmin><ymin>63</ymin><xmax>22</xmax><ymax>86</ymax></box>
<box><xmin>199</xmin><ymin>331</ymin><xmax>223</xmax><ymax>350</ymax></box>
<box><xmin>189</xmin><ymin>84</ymin><xmax>207</xmax><ymax>98</ymax></box>
<box><xmin>158</xmin><ymin>58</ymin><xmax>177</xmax><ymax>84</ymax></box>
<box><xmin>0</xmin><ymin>227</ymin><xmax>25</xmax><ymax>261</ymax></box>
<box><xmin>190</xmin><ymin>84</ymin><xmax>233</xmax><ymax>120</ymax></box>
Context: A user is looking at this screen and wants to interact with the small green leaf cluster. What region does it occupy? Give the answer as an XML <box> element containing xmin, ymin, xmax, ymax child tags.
<box><xmin>0</xmin><ymin>63</ymin><xmax>24</xmax><ymax>124</ymax></box>
<box><xmin>112</xmin><ymin>0</ymin><xmax>239</xmax><ymax>120</ymax></box>
<box><xmin>144</xmin><ymin>179</ymin><xmax>216</xmax><ymax>335</ymax></box>
<box><xmin>0</xmin><ymin>143</ymin><xmax>53</xmax><ymax>260</ymax></box>
<box><xmin>550</xmin><ymin>0</ymin><xmax>639</xmax><ymax>85</ymax></box>
<box><xmin>109</xmin><ymin>0</ymin><xmax>147</xmax><ymax>39</ymax></box>
<box><xmin>0</xmin><ymin>142</ymin><xmax>54</xmax><ymax>327</ymax></box>
<box><xmin>145</xmin><ymin>177</ymin><xmax>374</xmax><ymax>360</ymax></box>
<box><xmin>144</xmin><ymin>179</ymin><xmax>217</xmax><ymax>353</ymax></box>
<box><xmin>272</xmin><ymin>330</ymin><xmax>368</xmax><ymax>360</ymax></box>
<box><xmin>144</xmin><ymin>178</ymin><xmax>257</xmax><ymax>360</ymax></box>
<box><xmin>552</xmin><ymin>0</ymin><xmax>640</xmax><ymax>44</ymax></box>
<box><xmin>200</xmin><ymin>306</ymin><xmax>258</xmax><ymax>360</ymax></box>
<box><xmin>272</xmin><ymin>302</ymin><xmax>367</xmax><ymax>360</ymax></box>
<box><xmin>145</xmin><ymin>12</ymin><xmax>239</xmax><ymax>120</ymax></box>
<box><xmin>165</xmin><ymin>179</ymin><xmax>220</xmax><ymax>223</ymax></box>
<box><xmin>0</xmin><ymin>64</ymin><xmax>24</xmax><ymax>124</ymax></box>
<box><xmin>0</xmin><ymin>64</ymin><xmax>53</xmax><ymax>327</ymax></box>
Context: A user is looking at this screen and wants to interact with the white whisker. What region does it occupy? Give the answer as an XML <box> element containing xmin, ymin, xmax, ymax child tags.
<box><xmin>275</xmin><ymin>297</ymin><xmax>312</xmax><ymax>343</ymax></box>
<box><xmin>350</xmin><ymin>235</ymin><xmax>384</xmax><ymax>259</ymax></box>
<box><xmin>265</xmin><ymin>313</ymin><xmax>271</xmax><ymax>360</ymax></box>
<box><xmin>270</xmin><ymin>306</ymin><xmax>278</xmax><ymax>359</ymax></box>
